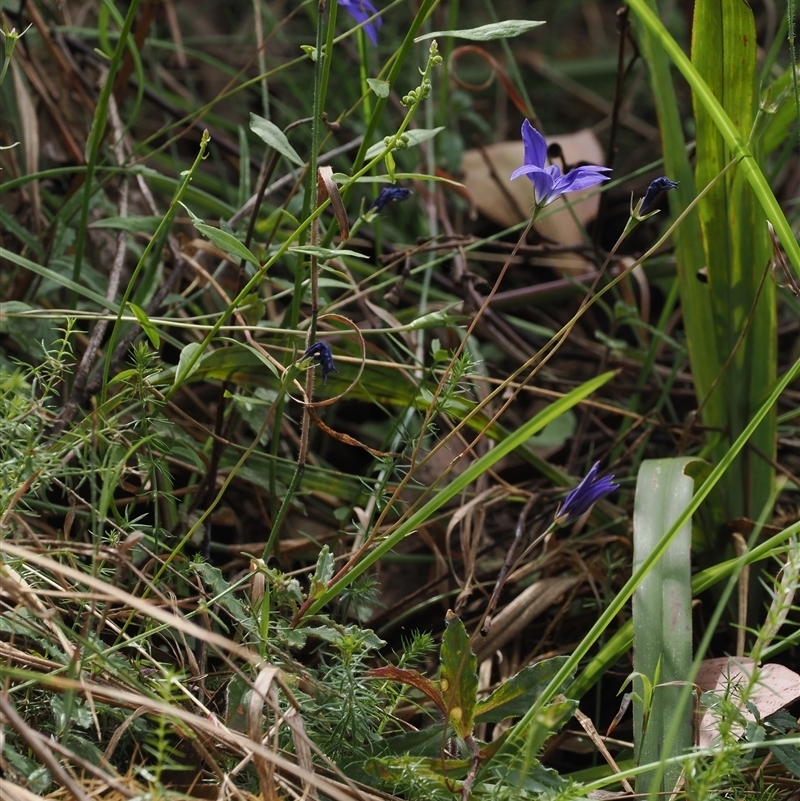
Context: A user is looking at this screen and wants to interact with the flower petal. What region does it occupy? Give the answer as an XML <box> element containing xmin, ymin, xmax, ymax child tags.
<box><xmin>511</xmin><ymin>163</ymin><xmax>561</xmax><ymax>206</ymax></box>
<box><xmin>520</xmin><ymin>120</ymin><xmax>547</xmax><ymax>170</ymax></box>
<box><xmin>338</xmin><ymin>0</ymin><xmax>382</xmax><ymax>46</ymax></box>
<box><xmin>555</xmin><ymin>461</ymin><xmax>619</xmax><ymax>523</ymax></box>
<box><xmin>553</xmin><ymin>165</ymin><xmax>611</xmax><ymax>196</ymax></box>
<box><xmin>529</xmin><ymin>168</ymin><xmax>559</xmax><ymax>206</ymax></box>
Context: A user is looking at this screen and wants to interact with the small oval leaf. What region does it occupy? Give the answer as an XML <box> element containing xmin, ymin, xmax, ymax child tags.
<box><xmin>250</xmin><ymin>113</ymin><xmax>305</xmax><ymax>167</ymax></box>
<box><xmin>366</xmin><ymin>78</ymin><xmax>390</xmax><ymax>97</ymax></box>
<box><xmin>174</xmin><ymin>341</ymin><xmax>203</xmax><ymax>389</ymax></box>
<box><xmin>193</xmin><ymin>222</ymin><xmax>260</xmax><ymax>267</ymax></box>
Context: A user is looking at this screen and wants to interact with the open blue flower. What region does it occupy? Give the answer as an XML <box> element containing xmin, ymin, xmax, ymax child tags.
<box><xmin>338</xmin><ymin>0</ymin><xmax>382</xmax><ymax>46</ymax></box>
<box><xmin>554</xmin><ymin>462</ymin><xmax>619</xmax><ymax>525</ymax></box>
<box><xmin>510</xmin><ymin>120</ymin><xmax>611</xmax><ymax>209</ymax></box>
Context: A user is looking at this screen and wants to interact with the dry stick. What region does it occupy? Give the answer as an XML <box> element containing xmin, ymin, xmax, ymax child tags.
<box><xmin>480</xmin><ymin>494</ymin><xmax>538</xmax><ymax>637</ymax></box>
<box><xmin>59</xmin><ymin>92</ymin><xmax>130</xmax><ymax>428</ymax></box>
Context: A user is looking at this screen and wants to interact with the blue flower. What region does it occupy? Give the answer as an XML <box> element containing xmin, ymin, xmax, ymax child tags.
<box><xmin>302</xmin><ymin>342</ymin><xmax>338</xmax><ymax>385</ymax></box>
<box><xmin>338</xmin><ymin>0</ymin><xmax>382</xmax><ymax>46</ymax></box>
<box><xmin>510</xmin><ymin>120</ymin><xmax>611</xmax><ymax>209</ymax></box>
<box><xmin>367</xmin><ymin>186</ymin><xmax>411</xmax><ymax>214</ymax></box>
<box><xmin>639</xmin><ymin>176</ymin><xmax>679</xmax><ymax>215</ymax></box>
<box><xmin>554</xmin><ymin>462</ymin><xmax>619</xmax><ymax>524</ymax></box>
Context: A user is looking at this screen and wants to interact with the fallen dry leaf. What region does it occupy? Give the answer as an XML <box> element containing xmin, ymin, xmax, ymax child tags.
<box><xmin>696</xmin><ymin>656</ymin><xmax>800</xmax><ymax>748</ymax></box>
<box><xmin>461</xmin><ymin>128</ymin><xmax>606</xmax><ymax>274</ymax></box>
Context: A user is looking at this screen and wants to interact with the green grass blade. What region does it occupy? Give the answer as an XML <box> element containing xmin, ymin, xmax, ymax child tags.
<box><xmin>627</xmin><ymin>0</ymin><xmax>800</xmax><ymax>275</ymax></box>
<box><xmin>690</xmin><ymin>0</ymin><xmax>776</xmax><ymax>521</ymax></box>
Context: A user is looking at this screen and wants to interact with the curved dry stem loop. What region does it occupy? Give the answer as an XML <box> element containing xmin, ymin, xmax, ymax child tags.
<box><xmin>288</xmin><ymin>313</ymin><xmax>366</xmax><ymax>407</ymax></box>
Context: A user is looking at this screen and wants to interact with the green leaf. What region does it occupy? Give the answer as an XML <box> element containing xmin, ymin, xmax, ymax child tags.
<box><xmin>475</xmin><ymin>657</ymin><xmax>571</xmax><ymax>723</ymax></box>
<box><xmin>527</xmin><ymin>411</ymin><xmax>576</xmax><ymax>448</ymax></box>
<box><xmin>289</xmin><ymin>245</ymin><xmax>367</xmax><ymax>260</ymax></box>
<box><xmin>190</xmin><ymin>561</ymin><xmax>258</xmax><ymax>635</ymax></box>
<box><xmin>250</xmin><ymin>113</ymin><xmax>304</xmax><ymax>167</ymax></box>
<box><xmin>128</xmin><ymin>302</ymin><xmax>160</xmax><ymax>348</ymax></box>
<box><xmin>193</xmin><ymin>221</ymin><xmax>261</xmax><ymax>267</ymax></box>
<box><xmin>88</xmin><ymin>215</ymin><xmax>163</xmax><ymax>232</ymax></box>
<box><xmin>364</xmin><ymin>126</ymin><xmax>445</xmax><ymax>160</ymax></box>
<box><xmin>309</xmin><ymin>545</ymin><xmax>334</xmax><ymax>598</ymax></box>
<box><xmin>0</xmin><ymin>247</ymin><xmax>120</xmax><ymax>310</ymax></box>
<box><xmin>366</xmin><ymin>77</ymin><xmax>390</xmax><ymax>97</ymax></box>
<box><xmin>415</xmin><ymin>20</ymin><xmax>545</xmax><ymax>42</ymax></box>
<box><xmin>769</xmin><ymin>744</ymin><xmax>800</xmax><ymax>778</ymax></box>
<box><xmin>173</xmin><ymin>341</ymin><xmax>203</xmax><ymax>389</ymax></box>
<box><xmin>331</xmin><ymin>171</ymin><xmax>464</xmax><ymax>188</ymax></box>
<box><xmin>384</xmin><ymin>150</ymin><xmax>396</xmax><ymax>182</ymax></box>
<box><xmin>632</xmin><ymin>458</ymin><xmax>697</xmax><ymax>794</ymax></box>
<box><xmin>440</xmin><ymin>611</ymin><xmax>478</xmax><ymax>740</ymax></box>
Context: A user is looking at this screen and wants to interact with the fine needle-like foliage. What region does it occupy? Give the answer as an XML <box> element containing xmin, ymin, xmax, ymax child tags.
<box><xmin>1</xmin><ymin>1</ymin><xmax>799</xmax><ymax>800</ymax></box>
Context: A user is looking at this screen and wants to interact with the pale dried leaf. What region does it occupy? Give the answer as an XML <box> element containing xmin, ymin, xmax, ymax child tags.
<box><xmin>696</xmin><ymin>656</ymin><xmax>800</xmax><ymax>748</ymax></box>
<box><xmin>461</xmin><ymin>129</ymin><xmax>606</xmax><ymax>273</ymax></box>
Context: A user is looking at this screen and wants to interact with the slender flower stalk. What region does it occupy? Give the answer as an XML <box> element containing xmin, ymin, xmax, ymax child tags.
<box><xmin>554</xmin><ymin>462</ymin><xmax>619</xmax><ymax>525</ymax></box>
<box><xmin>338</xmin><ymin>0</ymin><xmax>382</xmax><ymax>45</ymax></box>
<box><xmin>621</xmin><ymin>176</ymin><xmax>680</xmax><ymax>237</ymax></box>
<box><xmin>510</xmin><ymin>120</ymin><xmax>611</xmax><ymax>212</ymax></box>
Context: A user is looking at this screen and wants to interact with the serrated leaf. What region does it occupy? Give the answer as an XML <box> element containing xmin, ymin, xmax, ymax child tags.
<box><xmin>128</xmin><ymin>302</ymin><xmax>160</xmax><ymax>349</ymax></box>
<box><xmin>309</xmin><ymin>545</ymin><xmax>334</xmax><ymax>598</ymax></box>
<box><xmin>27</xmin><ymin>766</ymin><xmax>53</xmax><ymax>794</ymax></box>
<box><xmin>173</xmin><ymin>341</ymin><xmax>203</xmax><ymax>389</ymax></box>
<box><xmin>250</xmin><ymin>113</ymin><xmax>304</xmax><ymax>166</ymax></box>
<box><xmin>364</xmin><ymin>126</ymin><xmax>445</xmax><ymax>160</ymax></box>
<box><xmin>190</xmin><ymin>561</ymin><xmax>258</xmax><ymax>635</ymax></box>
<box><xmin>769</xmin><ymin>744</ymin><xmax>800</xmax><ymax>778</ymax></box>
<box><xmin>193</xmin><ymin>221</ymin><xmax>260</xmax><ymax>267</ymax></box>
<box><xmin>414</xmin><ymin>20</ymin><xmax>545</xmax><ymax>43</ymax></box>
<box><xmin>289</xmin><ymin>245</ymin><xmax>367</xmax><ymax>260</ymax></box>
<box><xmin>366</xmin><ymin>77</ymin><xmax>390</xmax><ymax>97</ymax></box>
<box><xmin>475</xmin><ymin>656</ymin><xmax>572</xmax><ymax>723</ymax></box>
<box><xmin>440</xmin><ymin>610</ymin><xmax>478</xmax><ymax>740</ymax></box>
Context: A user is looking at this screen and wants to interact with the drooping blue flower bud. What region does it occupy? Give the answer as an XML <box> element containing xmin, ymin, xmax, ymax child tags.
<box><xmin>639</xmin><ymin>176</ymin><xmax>679</xmax><ymax>215</ymax></box>
<box><xmin>302</xmin><ymin>342</ymin><xmax>337</xmax><ymax>385</ymax></box>
<box><xmin>367</xmin><ymin>186</ymin><xmax>412</xmax><ymax>214</ymax></box>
